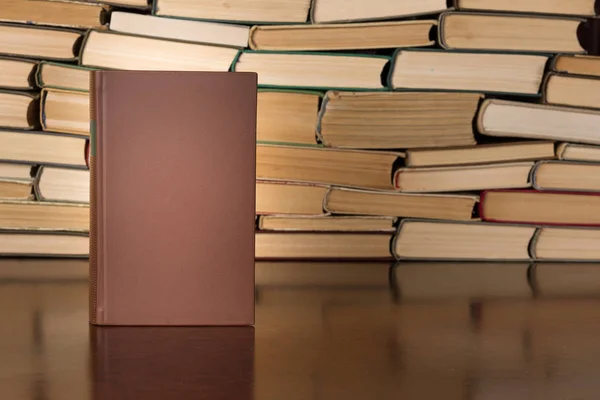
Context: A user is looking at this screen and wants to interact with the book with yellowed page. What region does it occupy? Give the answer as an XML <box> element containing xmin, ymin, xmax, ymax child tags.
<box><xmin>232</xmin><ymin>50</ymin><xmax>390</xmax><ymax>91</ymax></box>
<box><xmin>40</xmin><ymin>88</ymin><xmax>88</xmax><ymax>136</ymax></box>
<box><xmin>388</xmin><ymin>49</ymin><xmax>548</xmax><ymax>95</ymax></box>
<box><xmin>257</xmin><ymin>144</ymin><xmax>402</xmax><ymax>191</ymax></box>
<box><xmin>0</xmin><ymin>0</ymin><xmax>108</xmax><ymax>29</ymax></box>
<box><xmin>109</xmin><ymin>11</ymin><xmax>250</xmax><ymax>48</ymax></box>
<box><xmin>542</xmin><ymin>73</ymin><xmax>600</xmax><ymax>110</ymax></box>
<box><xmin>153</xmin><ymin>0</ymin><xmax>311</xmax><ymax>23</ymax></box>
<box><xmin>79</xmin><ymin>30</ymin><xmax>240</xmax><ymax>71</ymax></box>
<box><xmin>310</xmin><ymin>0</ymin><xmax>450</xmax><ymax>23</ymax></box>
<box><xmin>0</xmin><ymin>179</ymin><xmax>32</xmax><ymax>200</ymax></box>
<box><xmin>316</xmin><ymin>91</ymin><xmax>479</xmax><ymax>149</ymax></box>
<box><xmin>438</xmin><ymin>12</ymin><xmax>588</xmax><ymax>53</ymax></box>
<box><xmin>249</xmin><ymin>20</ymin><xmax>437</xmax><ymax>51</ymax></box>
<box><xmin>255</xmin><ymin>231</ymin><xmax>394</xmax><ymax>260</ymax></box>
<box><xmin>556</xmin><ymin>142</ymin><xmax>600</xmax><ymax>162</ymax></box>
<box><xmin>256</xmin><ymin>89</ymin><xmax>321</xmax><ymax>145</ymax></box>
<box><xmin>256</xmin><ymin>181</ymin><xmax>479</xmax><ymax>220</ymax></box>
<box><xmin>0</xmin><ymin>90</ymin><xmax>39</xmax><ymax>130</ymax></box>
<box><xmin>551</xmin><ymin>54</ymin><xmax>600</xmax><ymax>77</ymax></box>
<box><xmin>480</xmin><ymin>189</ymin><xmax>600</xmax><ymax>226</ymax></box>
<box><xmin>257</xmin><ymin>215</ymin><xmax>397</xmax><ymax>232</ymax></box>
<box><xmin>454</xmin><ymin>0</ymin><xmax>598</xmax><ymax>17</ymax></box>
<box><xmin>0</xmin><ymin>23</ymin><xmax>83</xmax><ymax>61</ymax></box>
<box><xmin>0</xmin><ymin>230</ymin><xmax>88</xmax><ymax>257</ymax></box>
<box><xmin>393</xmin><ymin>162</ymin><xmax>534</xmax><ymax>193</ymax></box>
<box><xmin>531</xmin><ymin>161</ymin><xmax>600</xmax><ymax>192</ymax></box>
<box><xmin>0</xmin><ymin>57</ymin><xmax>37</xmax><ymax>90</ymax></box>
<box><xmin>0</xmin><ymin>130</ymin><xmax>88</xmax><ymax>168</ymax></box>
<box><xmin>37</xmin><ymin>87</ymin><xmax>321</xmax><ymax>145</ymax></box>
<box><xmin>0</xmin><ymin>200</ymin><xmax>89</xmax><ymax>231</ymax></box>
<box><xmin>404</xmin><ymin>141</ymin><xmax>556</xmax><ymax>168</ymax></box>
<box><xmin>36</xmin><ymin>62</ymin><xmax>95</xmax><ymax>92</ymax></box>
<box><xmin>477</xmin><ymin>99</ymin><xmax>600</xmax><ymax>144</ymax></box>
<box><xmin>392</xmin><ymin>219</ymin><xmax>600</xmax><ymax>261</ymax></box>
<box><xmin>34</xmin><ymin>166</ymin><xmax>89</xmax><ymax>204</ymax></box>
<box><xmin>0</xmin><ymin>162</ymin><xmax>33</xmax><ymax>181</ymax></box>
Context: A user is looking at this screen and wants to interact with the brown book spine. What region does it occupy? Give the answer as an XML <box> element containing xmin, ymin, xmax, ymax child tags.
<box><xmin>89</xmin><ymin>71</ymin><xmax>99</xmax><ymax>324</ymax></box>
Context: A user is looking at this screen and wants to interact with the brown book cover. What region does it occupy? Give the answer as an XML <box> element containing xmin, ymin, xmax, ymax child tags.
<box><xmin>89</xmin><ymin>70</ymin><xmax>257</xmax><ymax>326</ymax></box>
<box><xmin>90</xmin><ymin>326</ymin><xmax>254</xmax><ymax>400</ymax></box>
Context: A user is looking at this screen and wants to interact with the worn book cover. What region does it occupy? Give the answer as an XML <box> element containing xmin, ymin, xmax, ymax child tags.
<box><xmin>89</xmin><ymin>70</ymin><xmax>257</xmax><ymax>326</ymax></box>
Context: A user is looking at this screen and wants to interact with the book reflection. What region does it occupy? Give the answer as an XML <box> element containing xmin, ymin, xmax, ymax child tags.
<box><xmin>90</xmin><ymin>326</ymin><xmax>254</xmax><ymax>400</ymax></box>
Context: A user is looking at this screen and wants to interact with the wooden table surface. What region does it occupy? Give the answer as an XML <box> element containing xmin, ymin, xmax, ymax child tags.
<box><xmin>1</xmin><ymin>259</ymin><xmax>600</xmax><ymax>400</ymax></box>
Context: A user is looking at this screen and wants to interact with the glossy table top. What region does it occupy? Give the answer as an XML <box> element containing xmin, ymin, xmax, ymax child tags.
<box><xmin>1</xmin><ymin>259</ymin><xmax>600</xmax><ymax>399</ymax></box>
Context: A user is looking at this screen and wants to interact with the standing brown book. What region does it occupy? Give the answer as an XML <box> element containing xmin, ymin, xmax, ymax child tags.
<box><xmin>89</xmin><ymin>71</ymin><xmax>257</xmax><ymax>326</ymax></box>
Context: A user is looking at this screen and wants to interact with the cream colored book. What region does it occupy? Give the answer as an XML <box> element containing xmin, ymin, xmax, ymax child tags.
<box><xmin>324</xmin><ymin>187</ymin><xmax>478</xmax><ymax>220</ymax></box>
<box><xmin>405</xmin><ymin>141</ymin><xmax>556</xmax><ymax>167</ymax></box>
<box><xmin>556</xmin><ymin>143</ymin><xmax>600</xmax><ymax>162</ymax></box>
<box><xmin>439</xmin><ymin>12</ymin><xmax>586</xmax><ymax>53</ymax></box>
<box><xmin>40</xmin><ymin>89</ymin><xmax>88</xmax><ymax>135</ymax></box>
<box><xmin>80</xmin><ymin>30</ymin><xmax>239</xmax><ymax>71</ymax></box>
<box><xmin>393</xmin><ymin>219</ymin><xmax>536</xmax><ymax>261</ymax></box>
<box><xmin>317</xmin><ymin>91</ymin><xmax>479</xmax><ymax>149</ymax></box>
<box><xmin>551</xmin><ymin>54</ymin><xmax>600</xmax><ymax>78</ymax></box>
<box><xmin>255</xmin><ymin>232</ymin><xmax>393</xmax><ymax>259</ymax></box>
<box><xmin>543</xmin><ymin>73</ymin><xmax>600</xmax><ymax>110</ymax></box>
<box><xmin>35</xmin><ymin>166</ymin><xmax>89</xmax><ymax>204</ymax></box>
<box><xmin>395</xmin><ymin>221</ymin><xmax>600</xmax><ymax>261</ymax></box>
<box><xmin>0</xmin><ymin>91</ymin><xmax>38</xmax><ymax>130</ymax></box>
<box><xmin>0</xmin><ymin>231</ymin><xmax>88</xmax><ymax>257</ymax></box>
<box><xmin>109</xmin><ymin>11</ymin><xmax>250</xmax><ymax>48</ymax></box>
<box><xmin>257</xmin><ymin>181</ymin><xmax>479</xmax><ymax>220</ymax></box>
<box><xmin>256</xmin><ymin>144</ymin><xmax>402</xmax><ymax>190</ymax></box>
<box><xmin>0</xmin><ymin>200</ymin><xmax>89</xmax><ymax>231</ymax></box>
<box><xmin>477</xmin><ymin>99</ymin><xmax>600</xmax><ymax>145</ymax></box>
<box><xmin>0</xmin><ymin>162</ymin><xmax>32</xmax><ymax>181</ymax></box>
<box><xmin>0</xmin><ymin>179</ymin><xmax>32</xmax><ymax>200</ymax></box>
<box><xmin>454</xmin><ymin>0</ymin><xmax>597</xmax><ymax>17</ymax></box>
<box><xmin>36</xmin><ymin>63</ymin><xmax>93</xmax><ymax>92</ymax></box>
<box><xmin>256</xmin><ymin>181</ymin><xmax>328</xmax><ymax>215</ymax></box>
<box><xmin>480</xmin><ymin>190</ymin><xmax>600</xmax><ymax>226</ymax></box>
<box><xmin>153</xmin><ymin>0</ymin><xmax>311</xmax><ymax>23</ymax></box>
<box><xmin>0</xmin><ymin>0</ymin><xmax>108</xmax><ymax>29</ymax></box>
<box><xmin>394</xmin><ymin>162</ymin><xmax>534</xmax><ymax>193</ymax></box>
<box><xmin>0</xmin><ymin>131</ymin><xmax>87</xmax><ymax>168</ymax></box>
<box><xmin>389</xmin><ymin>49</ymin><xmax>548</xmax><ymax>95</ymax></box>
<box><xmin>38</xmin><ymin>87</ymin><xmax>320</xmax><ymax>144</ymax></box>
<box><xmin>257</xmin><ymin>215</ymin><xmax>396</xmax><ymax>232</ymax></box>
<box><xmin>233</xmin><ymin>51</ymin><xmax>389</xmax><ymax>90</ymax></box>
<box><xmin>0</xmin><ymin>23</ymin><xmax>82</xmax><ymax>60</ymax></box>
<box><xmin>532</xmin><ymin>161</ymin><xmax>600</xmax><ymax>192</ymax></box>
<box><xmin>311</xmin><ymin>0</ymin><xmax>449</xmax><ymax>23</ymax></box>
<box><xmin>0</xmin><ymin>57</ymin><xmax>37</xmax><ymax>90</ymax></box>
<box><xmin>249</xmin><ymin>20</ymin><xmax>436</xmax><ymax>51</ymax></box>
<box><xmin>257</xmin><ymin>90</ymin><xmax>320</xmax><ymax>145</ymax></box>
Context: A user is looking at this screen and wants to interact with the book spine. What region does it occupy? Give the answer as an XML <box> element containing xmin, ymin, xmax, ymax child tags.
<box><xmin>89</xmin><ymin>72</ymin><xmax>99</xmax><ymax>325</ymax></box>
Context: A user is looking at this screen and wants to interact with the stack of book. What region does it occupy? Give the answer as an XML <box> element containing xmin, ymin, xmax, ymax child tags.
<box><xmin>1</xmin><ymin>0</ymin><xmax>599</xmax><ymax>260</ymax></box>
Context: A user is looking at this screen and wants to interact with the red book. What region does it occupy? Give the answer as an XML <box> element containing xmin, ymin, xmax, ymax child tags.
<box><xmin>480</xmin><ymin>189</ymin><xmax>600</xmax><ymax>226</ymax></box>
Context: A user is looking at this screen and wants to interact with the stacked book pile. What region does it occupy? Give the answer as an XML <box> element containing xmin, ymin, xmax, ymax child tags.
<box><xmin>0</xmin><ymin>0</ymin><xmax>599</xmax><ymax>260</ymax></box>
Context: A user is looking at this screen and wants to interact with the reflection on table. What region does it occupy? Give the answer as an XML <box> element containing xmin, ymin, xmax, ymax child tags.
<box><xmin>1</xmin><ymin>259</ymin><xmax>600</xmax><ymax>400</ymax></box>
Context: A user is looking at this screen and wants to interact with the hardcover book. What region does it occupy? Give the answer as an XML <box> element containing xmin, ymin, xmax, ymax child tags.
<box><xmin>89</xmin><ymin>71</ymin><xmax>257</xmax><ymax>326</ymax></box>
